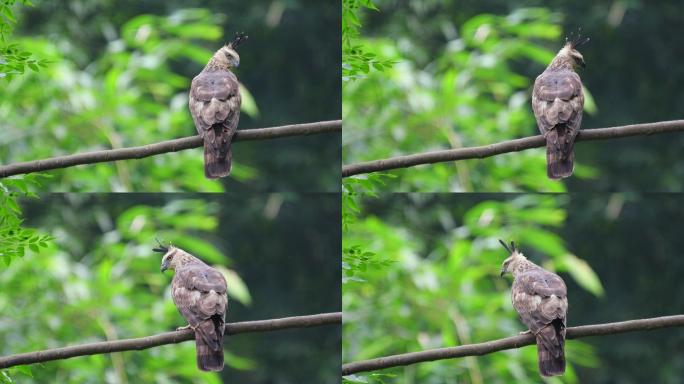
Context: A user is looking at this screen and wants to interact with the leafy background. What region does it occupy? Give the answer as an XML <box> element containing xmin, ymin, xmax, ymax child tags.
<box><xmin>0</xmin><ymin>192</ymin><xmax>341</xmax><ymax>383</ymax></box>
<box><xmin>341</xmin><ymin>1</ymin><xmax>684</xmax><ymax>383</ymax></box>
<box><xmin>0</xmin><ymin>0</ymin><xmax>341</xmax><ymax>192</ymax></box>
<box><xmin>342</xmin><ymin>0</ymin><xmax>684</xmax><ymax>192</ymax></box>
<box><xmin>343</xmin><ymin>193</ymin><xmax>684</xmax><ymax>383</ymax></box>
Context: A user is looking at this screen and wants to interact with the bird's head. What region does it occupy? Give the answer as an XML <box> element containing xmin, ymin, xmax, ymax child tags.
<box><xmin>499</xmin><ymin>239</ymin><xmax>527</xmax><ymax>277</ymax></box>
<box><xmin>559</xmin><ymin>32</ymin><xmax>589</xmax><ymax>69</ymax></box>
<box><xmin>153</xmin><ymin>240</ymin><xmax>175</xmax><ymax>272</ymax></box>
<box><xmin>154</xmin><ymin>240</ymin><xmax>192</xmax><ymax>272</ymax></box>
<box><xmin>216</xmin><ymin>32</ymin><xmax>248</xmax><ymax>69</ymax></box>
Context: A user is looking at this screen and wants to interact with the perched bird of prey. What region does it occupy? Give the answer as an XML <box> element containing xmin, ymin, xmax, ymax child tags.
<box><xmin>156</xmin><ymin>244</ymin><xmax>228</xmax><ymax>371</ymax></box>
<box><xmin>499</xmin><ymin>240</ymin><xmax>568</xmax><ymax>376</ymax></box>
<box><xmin>189</xmin><ymin>32</ymin><xmax>248</xmax><ymax>179</ymax></box>
<box><xmin>532</xmin><ymin>34</ymin><xmax>589</xmax><ymax>179</ymax></box>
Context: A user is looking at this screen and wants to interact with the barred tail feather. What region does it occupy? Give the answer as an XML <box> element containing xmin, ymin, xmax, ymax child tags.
<box><xmin>536</xmin><ymin>324</ymin><xmax>565</xmax><ymax>376</ymax></box>
<box><xmin>196</xmin><ymin>338</ymin><xmax>224</xmax><ymax>372</ymax></box>
<box><xmin>195</xmin><ymin>317</ymin><xmax>225</xmax><ymax>371</ymax></box>
<box><xmin>204</xmin><ymin>143</ymin><xmax>231</xmax><ymax>179</ymax></box>
<box><xmin>545</xmin><ymin>127</ymin><xmax>575</xmax><ymax>179</ymax></box>
<box><xmin>203</xmin><ymin>124</ymin><xmax>234</xmax><ymax>179</ymax></box>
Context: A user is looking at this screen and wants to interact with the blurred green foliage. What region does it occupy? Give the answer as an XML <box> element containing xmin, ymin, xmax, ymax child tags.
<box><xmin>1</xmin><ymin>6</ymin><xmax>53</xmax><ymax>380</ymax></box>
<box><xmin>0</xmin><ymin>193</ymin><xmax>341</xmax><ymax>383</ymax></box>
<box><xmin>0</xmin><ymin>175</ymin><xmax>52</xmax><ymax>266</ymax></box>
<box><xmin>343</xmin><ymin>194</ymin><xmax>602</xmax><ymax>383</ymax></box>
<box><xmin>341</xmin><ymin>3</ymin><xmax>684</xmax><ymax>380</ymax></box>
<box><xmin>345</xmin><ymin>193</ymin><xmax>684</xmax><ymax>383</ymax></box>
<box><xmin>0</xmin><ymin>177</ymin><xmax>51</xmax><ymax>384</ymax></box>
<box><xmin>344</xmin><ymin>0</ymin><xmax>684</xmax><ymax>192</ymax></box>
<box><xmin>342</xmin><ymin>0</ymin><xmax>394</xmax><ymax>81</ymax></box>
<box><xmin>342</xmin><ymin>173</ymin><xmax>395</xmax><ymax>284</ymax></box>
<box><xmin>1</xmin><ymin>1</ymin><xmax>340</xmax><ymax>192</ymax></box>
<box><xmin>343</xmin><ymin>6</ymin><xmax>601</xmax><ymax>192</ymax></box>
<box><xmin>0</xmin><ymin>0</ymin><xmax>49</xmax><ymax>80</ymax></box>
<box><xmin>2</xmin><ymin>9</ymin><xmax>252</xmax><ymax>192</ymax></box>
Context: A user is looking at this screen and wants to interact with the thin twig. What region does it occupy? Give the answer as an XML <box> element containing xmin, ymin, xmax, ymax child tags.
<box><xmin>342</xmin><ymin>120</ymin><xmax>684</xmax><ymax>177</ymax></box>
<box><xmin>0</xmin><ymin>312</ymin><xmax>342</xmax><ymax>369</ymax></box>
<box><xmin>0</xmin><ymin>120</ymin><xmax>341</xmax><ymax>178</ymax></box>
<box><xmin>342</xmin><ymin>314</ymin><xmax>684</xmax><ymax>375</ymax></box>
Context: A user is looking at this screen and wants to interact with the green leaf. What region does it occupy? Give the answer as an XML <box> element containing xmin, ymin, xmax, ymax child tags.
<box><xmin>13</xmin><ymin>366</ymin><xmax>32</xmax><ymax>378</ymax></box>
<box><xmin>238</xmin><ymin>83</ymin><xmax>259</xmax><ymax>118</ymax></box>
<box><xmin>164</xmin><ymin>24</ymin><xmax>222</xmax><ymax>40</ymax></box>
<box><xmin>0</xmin><ymin>370</ymin><xmax>12</xmax><ymax>383</ymax></box>
<box><xmin>223</xmin><ymin>350</ymin><xmax>257</xmax><ymax>370</ymax></box>
<box><xmin>215</xmin><ymin>266</ymin><xmax>252</xmax><ymax>305</ymax></box>
<box><xmin>560</xmin><ymin>253</ymin><xmax>604</xmax><ymax>297</ymax></box>
<box><xmin>343</xmin><ymin>374</ymin><xmax>369</xmax><ymax>383</ymax></box>
<box><xmin>583</xmin><ymin>85</ymin><xmax>597</xmax><ymax>115</ymax></box>
<box><xmin>1</xmin><ymin>7</ymin><xmax>16</xmax><ymax>24</ymax></box>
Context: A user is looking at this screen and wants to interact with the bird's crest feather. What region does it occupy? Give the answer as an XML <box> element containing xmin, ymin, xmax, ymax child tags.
<box><xmin>153</xmin><ymin>237</ymin><xmax>170</xmax><ymax>253</ymax></box>
<box><xmin>564</xmin><ymin>28</ymin><xmax>590</xmax><ymax>49</ymax></box>
<box><xmin>226</xmin><ymin>32</ymin><xmax>248</xmax><ymax>50</ymax></box>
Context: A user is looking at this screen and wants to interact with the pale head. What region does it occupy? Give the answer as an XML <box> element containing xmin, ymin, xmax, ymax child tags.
<box><xmin>499</xmin><ymin>239</ymin><xmax>528</xmax><ymax>277</ymax></box>
<box><xmin>558</xmin><ymin>34</ymin><xmax>590</xmax><ymax>69</ymax></box>
<box><xmin>210</xmin><ymin>32</ymin><xmax>248</xmax><ymax>69</ymax></box>
<box><xmin>216</xmin><ymin>46</ymin><xmax>240</xmax><ymax>68</ymax></box>
<box><xmin>154</xmin><ymin>242</ymin><xmax>197</xmax><ymax>272</ymax></box>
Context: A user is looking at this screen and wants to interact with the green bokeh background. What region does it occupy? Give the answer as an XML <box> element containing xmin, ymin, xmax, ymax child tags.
<box><xmin>343</xmin><ymin>0</ymin><xmax>684</xmax><ymax>192</ymax></box>
<box><xmin>1</xmin><ymin>0</ymin><xmax>341</xmax><ymax>192</ymax></box>
<box><xmin>343</xmin><ymin>193</ymin><xmax>684</xmax><ymax>383</ymax></box>
<box><xmin>1</xmin><ymin>193</ymin><xmax>341</xmax><ymax>383</ymax></box>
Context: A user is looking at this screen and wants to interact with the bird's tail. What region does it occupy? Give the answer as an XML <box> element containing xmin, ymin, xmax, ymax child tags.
<box><xmin>203</xmin><ymin>124</ymin><xmax>235</xmax><ymax>179</ymax></box>
<box><xmin>545</xmin><ymin>126</ymin><xmax>575</xmax><ymax>179</ymax></box>
<box><xmin>195</xmin><ymin>315</ymin><xmax>225</xmax><ymax>371</ymax></box>
<box><xmin>536</xmin><ymin>320</ymin><xmax>566</xmax><ymax>376</ymax></box>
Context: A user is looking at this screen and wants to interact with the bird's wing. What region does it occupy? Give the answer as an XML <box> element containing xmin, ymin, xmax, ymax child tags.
<box><xmin>188</xmin><ymin>70</ymin><xmax>241</xmax><ymax>137</ymax></box>
<box><xmin>512</xmin><ymin>268</ymin><xmax>568</xmax><ymax>334</ymax></box>
<box><xmin>172</xmin><ymin>264</ymin><xmax>228</xmax><ymax>327</ymax></box>
<box><xmin>532</xmin><ymin>69</ymin><xmax>584</xmax><ymax>136</ymax></box>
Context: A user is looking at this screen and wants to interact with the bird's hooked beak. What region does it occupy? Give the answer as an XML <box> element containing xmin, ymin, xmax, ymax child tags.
<box><xmin>231</xmin><ymin>57</ymin><xmax>240</xmax><ymax>68</ymax></box>
<box><xmin>160</xmin><ymin>259</ymin><xmax>169</xmax><ymax>273</ymax></box>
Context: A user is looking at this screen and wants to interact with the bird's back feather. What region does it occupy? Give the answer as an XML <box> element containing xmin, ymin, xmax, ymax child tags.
<box><xmin>171</xmin><ymin>260</ymin><xmax>228</xmax><ymax>371</ymax></box>
<box><xmin>532</xmin><ymin>67</ymin><xmax>584</xmax><ymax>179</ymax></box>
<box><xmin>189</xmin><ymin>69</ymin><xmax>241</xmax><ymax>179</ymax></box>
<box><xmin>511</xmin><ymin>263</ymin><xmax>567</xmax><ymax>376</ymax></box>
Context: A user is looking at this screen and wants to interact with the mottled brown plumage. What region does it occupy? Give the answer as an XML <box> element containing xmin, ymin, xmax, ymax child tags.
<box><xmin>500</xmin><ymin>240</ymin><xmax>568</xmax><ymax>376</ymax></box>
<box><xmin>189</xmin><ymin>33</ymin><xmax>247</xmax><ymax>178</ymax></box>
<box><xmin>532</xmin><ymin>36</ymin><xmax>588</xmax><ymax>179</ymax></box>
<box><xmin>158</xmin><ymin>245</ymin><xmax>228</xmax><ymax>371</ymax></box>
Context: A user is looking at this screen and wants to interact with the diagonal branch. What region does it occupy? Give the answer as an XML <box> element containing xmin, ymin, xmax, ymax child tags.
<box><xmin>0</xmin><ymin>312</ymin><xmax>341</xmax><ymax>369</ymax></box>
<box><xmin>342</xmin><ymin>120</ymin><xmax>684</xmax><ymax>177</ymax></box>
<box><xmin>0</xmin><ymin>120</ymin><xmax>341</xmax><ymax>178</ymax></box>
<box><xmin>342</xmin><ymin>314</ymin><xmax>684</xmax><ymax>375</ymax></box>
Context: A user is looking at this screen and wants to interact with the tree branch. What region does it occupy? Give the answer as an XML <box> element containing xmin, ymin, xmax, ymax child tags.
<box><xmin>342</xmin><ymin>120</ymin><xmax>684</xmax><ymax>177</ymax></box>
<box><xmin>0</xmin><ymin>312</ymin><xmax>341</xmax><ymax>369</ymax></box>
<box><xmin>0</xmin><ymin>120</ymin><xmax>341</xmax><ymax>178</ymax></box>
<box><xmin>342</xmin><ymin>314</ymin><xmax>684</xmax><ymax>375</ymax></box>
